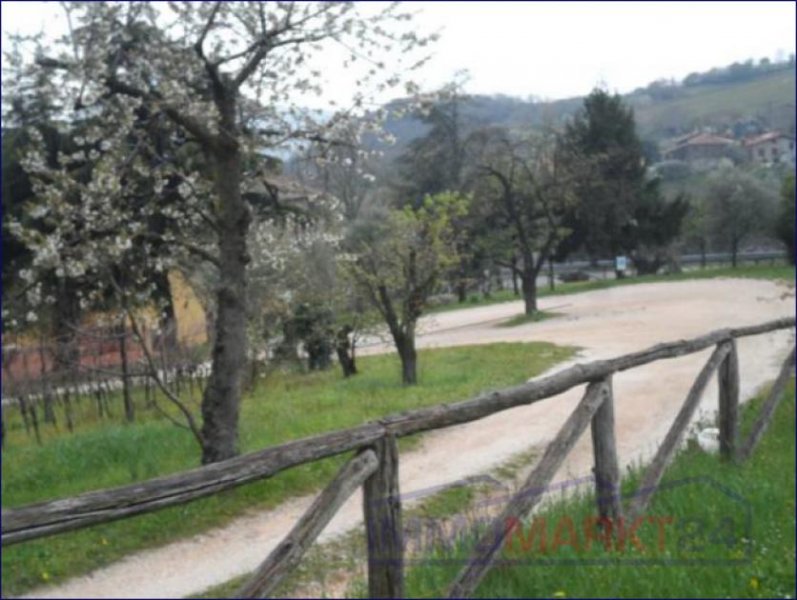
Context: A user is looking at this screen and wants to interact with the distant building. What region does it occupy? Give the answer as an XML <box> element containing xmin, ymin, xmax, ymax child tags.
<box><xmin>743</xmin><ymin>131</ymin><xmax>795</xmax><ymax>167</ymax></box>
<box><xmin>662</xmin><ymin>132</ymin><xmax>737</xmax><ymax>165</ymax></box>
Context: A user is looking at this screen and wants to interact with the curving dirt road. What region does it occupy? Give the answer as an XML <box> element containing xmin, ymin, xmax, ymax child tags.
<box><xmin>23</xmin><ymin>278</ymin><xmax>795</xmax><ymax>599</ymax></box>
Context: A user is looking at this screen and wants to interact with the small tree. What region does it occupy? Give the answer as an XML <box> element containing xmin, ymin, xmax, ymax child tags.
<box><xmin>468</xmin><ymin>128</ymin><xmax>577</xmax><ymax>315</ymax></box>
<box><xmin>348</xmin><ymin>192</ymin><xmax>467</xmax><ymax>385</ymax></box>
<box><xmin>394</xmin><ymin>79</ymin><xmax>480</xmax><ymax>301</ymax></box>
<box><xmin>705</xmin><ymin>168</ymin><xmax>777</xmax><ymax>267</ymax></box>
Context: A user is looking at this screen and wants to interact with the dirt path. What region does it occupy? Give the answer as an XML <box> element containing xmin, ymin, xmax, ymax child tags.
<box><xmin>24</xmin><ymin>278</ymin><xmax>795</xmax><ymax>599</ymax></box>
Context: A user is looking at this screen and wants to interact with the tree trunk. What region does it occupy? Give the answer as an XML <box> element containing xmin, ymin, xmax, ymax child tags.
<box><xmin>399</xmin><ymin>337</ymin><xmax>417</xmax><ymax>386</ymax></box>
<box><xmin>275</xmin><ymin>319</ymin><xmax>301</xmax><ymax>365</ymax></box>
<box><xmin>548</xmin><ymin>256</ymin><xmax>555</xmax><ymax>291</ymax></box>
<box><xmin>456</xmin><ymin>280</ymin><xmax>467</xmax><ymax>303</ymax></box>
<box><xmin>510</xmin><ymin>256</ymin><xmax>520</xmax><ymax>296</ymax></box>
<box><xmin>62</xmin><ymin>388</ymin><xmax>74</xmax><ymax>433</ymax></box>
<box><xmin>378</xmin><ymin>282</ymin><xmax>419</xmax><ymax>387</ymax></box>
<box><xmin>200</xmin><ymin>146</ymin><xmax>250</xmax><ymax>465</ymax></box>
<box><xmin>38</xmin><ymin>339</ymin><xmax>56</xmax><ymax>427</ymax></box>
<box><xmin>118</xmin><ymin>319</ymin><xmax>134</xmax><ymax>423</ymax></box>
<box><xmin>731</xmin><ymin>238</ymin><xmax>738</xmax><ymax>268</ymax></box>
<box><xmin>52</xmin><ymin>279</ymin><xmax>80</xmax><ymax>380</ymax></box>
<box><xmin>153</xmin><ymin>271</ymin><xmax>179</xmax><ymax>353</ymax></box>
<box><xmin>336</xmin><ymin>326</ymin><xmax>358</xmax><ymax>378</ymax></box>
<box><xmin>521</xmin><ymin>271</ymin><xmax>537</xmax><ymax>316</ymax></box>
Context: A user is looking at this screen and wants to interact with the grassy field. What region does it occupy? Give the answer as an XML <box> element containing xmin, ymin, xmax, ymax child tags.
<box><xmin>498</xmin><ymin>311</ymin><xmax>560</xmax><ymax>328</ymax></box>
<box><xmin>1</xmin><ymin>341</ymin><xmax>574</xmax><ymax>596</ymax></box>
<box><xmin>404</xmin><ymin>380</ymin><xmax>796</xmax><ymax>598</ymax></box>
<box><xmin>430</xmin><ymin>264</ymin><xmax>795</xmax><ymax>315</ymax></box>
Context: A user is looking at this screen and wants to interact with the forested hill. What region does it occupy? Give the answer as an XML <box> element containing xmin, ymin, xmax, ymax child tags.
<box><xmin>378</xmin><ymin>57</ymin><xmax>796</xmax><ymax>155</ymax></box>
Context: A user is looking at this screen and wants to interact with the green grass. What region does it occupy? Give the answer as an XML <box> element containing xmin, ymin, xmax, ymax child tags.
<box><xmin>410</xmin><ymin>485</ymin><xmax>479</xmax><ymax>521</ymax></box>
<box><xmin>430</xmin><ymin>264</ymin><xmax>795</xmax><ymax>315</ymax></box>
<box><xmin>1</xmin><ymin>341</ymin><xmax>574</xmax><ymax>597</ymax></box>
<box><xmin>497</xmin><ymin>311</ymin><xmax>560</xmax><ymax>328</ymax></box>
<box><xmin>404</xmin><ymin>380</ymin><xmax>796</xmax><ymax>598</ymax></box>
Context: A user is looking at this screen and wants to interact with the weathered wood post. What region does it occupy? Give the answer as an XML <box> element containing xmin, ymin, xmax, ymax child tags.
<box><xmin>718</xmin><ymin>339</ymin><xmax>739</xmax><ymax>461</ymax></box>
<box><xmin>627</xmin><ymin>342</ymin><xmax>730</xmax><ymax>519</ymax></box>
<box><xmin>363</xmin><ymin>434</ymin><xmax>404</xmax><ymax>599</ymax></box>
<box><xmin>447</xmin><ymin>380</ymin><xmax>608</xmax><ymax>598</ymax></box>
<box><xmin>590</xmin><ymin>375</ymin><xmax>621</xmax><ymax>521</ymax></box>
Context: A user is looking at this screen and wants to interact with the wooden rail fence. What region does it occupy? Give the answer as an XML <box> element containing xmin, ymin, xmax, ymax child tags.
<box><xmin>2</xmin><ymin>317</ymin><xmax>794</xmax><ymax>598</ymax></box>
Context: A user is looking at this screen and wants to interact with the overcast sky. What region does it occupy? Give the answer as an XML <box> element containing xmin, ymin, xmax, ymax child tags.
<box><xmin>2</xmin><ymin>1</ymin><xmax>795</xmax><ymax>104</ymax></box>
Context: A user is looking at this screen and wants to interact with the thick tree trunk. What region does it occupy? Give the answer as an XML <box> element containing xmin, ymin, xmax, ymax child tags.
<box><xmin>200</xmin><ymin>147</ymin><xmax>250</xmax><ymax>465</ymax></box>
<box><xmin>521</xmin><ymin>271</ymin><xmax>537</xmax><ymax>316</ymax></box>
<box><xmin>335</xmin><ymin>326</ymin><xmax>358</xmax><ymax>378</ymax></box>
<box><xmin>52</xmin><ymin>279</ymin><xmax>80</xmax><ymax>379</ymax></box>
<box><xmin>398</xmin><ymin>337</ymin><xmax>417</xmax><ymax>386</ymax></box>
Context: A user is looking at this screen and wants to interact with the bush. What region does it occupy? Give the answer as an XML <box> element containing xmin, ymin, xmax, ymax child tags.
<box><xmin>560</xmin><ymin>271</ymin><xmax>591</xmax><ymax>282</ymax></box>
<box><xmin>426</xmin><ymin>293</ymin><xmax>458</xmax><ymax>307</ymax></box>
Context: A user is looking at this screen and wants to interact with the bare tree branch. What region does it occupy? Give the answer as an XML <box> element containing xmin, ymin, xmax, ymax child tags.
<box><xmin>108</xmin><ymin>275</ymin><xmax>204</xmax><ymax>447</ymax></box>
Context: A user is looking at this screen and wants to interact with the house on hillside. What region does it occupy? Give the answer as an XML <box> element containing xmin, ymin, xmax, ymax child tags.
<box><xmin>662</xmin><ymin>132</ymin><xmax>738</xmax><ymax>169</ymax></box>
<box><xmin>743</xmin><ymin>131</ymin><xmax>795</xmax><ymax>167</ymax></box>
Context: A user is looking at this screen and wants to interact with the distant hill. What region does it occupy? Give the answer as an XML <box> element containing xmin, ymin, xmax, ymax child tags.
<box><xmin>375</xmin><ymin>58</ymin><xmax>796</xmax><ymax>158</ymax></box>
<box><xmin>629</xmin><ymin>67</ymin><xmax>795</xmax><ymax>138</ymax></box>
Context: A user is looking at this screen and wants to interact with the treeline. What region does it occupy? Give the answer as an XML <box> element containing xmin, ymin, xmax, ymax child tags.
<box><xmin>636</xmin><ymin>55</ymin><xmax>796</xmax><ymax>101</ymax></box>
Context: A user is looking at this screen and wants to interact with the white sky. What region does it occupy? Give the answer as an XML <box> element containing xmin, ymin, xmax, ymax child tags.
<box><xmin>2</xmin><ymin>1</ymin><xmax>795</xmax><ymax>104</ymax></box>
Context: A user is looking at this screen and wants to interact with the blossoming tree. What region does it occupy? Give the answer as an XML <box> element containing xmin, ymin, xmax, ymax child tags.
<box><xmin>8</xmin><ymin>1</ymin><xmax>433</xmax><ymax>463</ymax></box>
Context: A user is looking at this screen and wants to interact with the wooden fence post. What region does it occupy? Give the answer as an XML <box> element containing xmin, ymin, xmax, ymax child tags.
<box><xmin>590</xmin><ymin>375</ymin><xmax>621</xmax><ymax>521</ymax></box>
<box><xmin>447</xmin><ymin>379</ymin><xmax>608</xmax><ymax>598</ymax></box>
<box><xmin>627</xmin><ymin>342</ymin><xmax>731</xmax><ymax>519</ymax></box>
<box><xmin>718</xmin><ymin>339</ymin><xmax>739</xmax><ymax>461</ymax></box>
<box><xmin>363</xmin><ymin>434</ymin><xmax>404</xmax><ymax>599</ymax></box>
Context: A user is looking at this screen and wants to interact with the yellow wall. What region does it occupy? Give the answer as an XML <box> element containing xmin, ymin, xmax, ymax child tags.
<box><xmin>5</xmin><ymin>271</ymin><xmax>208</xmax><ymax>351</ymax></box>
<box><xmin>168</xmin><ymin>270</ymin><xmax>208</xmax><ymax>347</ymax></box>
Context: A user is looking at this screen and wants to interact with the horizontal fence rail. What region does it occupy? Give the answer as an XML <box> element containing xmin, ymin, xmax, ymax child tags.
<box><xmin>2</xmin><ymin>316</ymin><xmax>795</xmax><ymax>599</ymax></box>
<box><xmin>2</xmin><ymin>316</ymin><xmax>793</xmax><ymax>546</ymax></box>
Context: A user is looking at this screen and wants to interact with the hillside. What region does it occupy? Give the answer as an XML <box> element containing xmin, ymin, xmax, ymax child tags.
<box><xmin>376</xmin><ymin>61</ymin><xmax>796</xmax><ymax>156</ymax></box>
<box><xmin>630</xmin><ymin>68</ymin><xmax>796</xmax><ymax>137</ymax></box>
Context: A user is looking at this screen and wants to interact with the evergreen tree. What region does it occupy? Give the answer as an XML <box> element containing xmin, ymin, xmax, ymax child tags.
<box><xmin>559</xmin><ymin>88</ymin><xmax>686</xmax><ymax>273</ymax></box>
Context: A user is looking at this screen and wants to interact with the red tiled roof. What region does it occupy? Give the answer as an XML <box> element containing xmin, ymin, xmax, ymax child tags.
<box><xmin>743</xmin><ymin>131</ymin><xmax>795</xmax><ymax>147</ymax></box>
<box><xmin>675</xmin><ymin>132</ymin><xmax>735</xmax><ymax>147</ymax></box>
